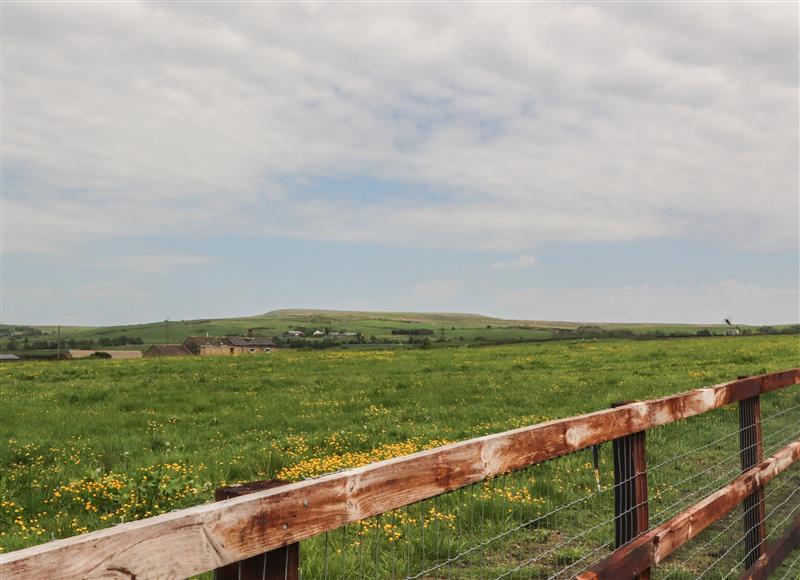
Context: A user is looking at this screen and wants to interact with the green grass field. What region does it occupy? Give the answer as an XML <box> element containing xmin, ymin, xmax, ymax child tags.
<box><xmin>1</xmin><ymin>335</ymin><xmax>798</xmax><ymax>577</ymax></box>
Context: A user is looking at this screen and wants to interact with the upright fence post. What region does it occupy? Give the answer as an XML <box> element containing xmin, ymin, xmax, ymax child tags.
<box><xmin>214</xmin><ymin>481</ymin><xmax>300</xmax><ymax>580</ymax></box>
<box><xmin>738</xmin><ymin>386</ymin><xmax>767</xmax><ymax>569</ymax></box>
<box><xmin>611</xmin><ymin>401</ymin><xmax>650</xmax><ymax>580</ymax></box>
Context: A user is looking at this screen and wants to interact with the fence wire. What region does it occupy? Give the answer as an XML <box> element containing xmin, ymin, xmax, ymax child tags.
<box><xmin>777</xmin><ymin>548</ymin><xmax>800</xmax><ymax>578</ymax></box>
<box><xmin>269</xmin><ymin>385</ymin><xmax>800</xmax><ymax>579</ymax></box>
<box><xmin>653</xmin><ymin>387</ymin><xmax>800</xmax><ymax>579</ymax></box>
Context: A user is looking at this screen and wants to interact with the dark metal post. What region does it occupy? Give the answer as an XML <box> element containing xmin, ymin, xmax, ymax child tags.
<box><xmin>214</xmin><ymin>481</ymin><xmax>300</xmax><ymax>580</ymax></box>
<box><xmin>612</xmin><ymin>402</ymin><xmax>650</xmax><ymax>580</ymax></box>
<box><xmin>739</xmin><ymin>393</ymin><xmax>767</xmax><ymax>568</ymax></box>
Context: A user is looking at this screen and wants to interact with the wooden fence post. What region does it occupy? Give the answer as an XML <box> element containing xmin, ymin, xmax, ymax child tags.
<box><xmin>611</xmin><ymin>402</ymin><xmax>650</xmax><ymax>580</ymax></box>
<box><xmin>738</xmin><ymin>390</ymin><xmax>767</xmax><ymax>569</ymax></box>
<box><xmin>214</xmin><ymin>481</ymin><xmax>300</xmax><ymax>580</ymax></box>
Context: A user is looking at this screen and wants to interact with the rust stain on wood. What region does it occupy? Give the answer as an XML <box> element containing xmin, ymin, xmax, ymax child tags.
<box><xmin>214</xmin><ymin>481</ymin><xmax>299</xmax><ymax>580</ymax></box>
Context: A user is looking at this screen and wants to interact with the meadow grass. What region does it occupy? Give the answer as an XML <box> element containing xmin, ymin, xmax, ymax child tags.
<box><xmin>0</xmin><ymin>335</ymin><xmax>798</xmax><ymax>577</ymax></box>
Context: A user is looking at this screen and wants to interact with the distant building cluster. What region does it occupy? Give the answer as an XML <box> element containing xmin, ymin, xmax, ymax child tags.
<box><xmin>284</xmin><ymin>329</ymin><xmax>357</xmax><ymax>338</ymax></box>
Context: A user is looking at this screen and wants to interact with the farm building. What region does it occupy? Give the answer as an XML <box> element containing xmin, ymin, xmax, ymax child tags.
<box><xmin>0</xmin><ymin>353</ymin><xmax>20</xmax><ymax>362</ymax></box>
<box><xmin>182</xmin><ymin>336</ymin><xmax>276</xmax><ymax>356</ymax></box>
<box><xmin>67</xmin><ymin>350</ymin><xmax>142</xmax><ymax>359</ymax></box>
<box><xmin>143</xmin><ymin>345</ymin><xmax>193</xmax><ymax>357</ymax></box>
<box><xmin>182</xmin><ymin>336</ymin><xmax>228</xmax><ymax>355</ymax></box>
<box><xmin>224</xmin><ymin>336</ymin><xmax>276</xmax><ymax>353</ymax></box>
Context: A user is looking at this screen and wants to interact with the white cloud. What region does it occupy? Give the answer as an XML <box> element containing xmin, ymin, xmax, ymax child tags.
<box><xmin>495</xmin><ymin>280</ymin><xmax>799</xmax><ymax>325</ymax></box>
<box><xmin>2</xmin><ymin>2</ymin><xmax>797</xmax><ymax>254</ymax></box>
<box><xmin>491</xmin><ymin>255</ymin><xmax>539</xmax><ymax>270</ymax></box>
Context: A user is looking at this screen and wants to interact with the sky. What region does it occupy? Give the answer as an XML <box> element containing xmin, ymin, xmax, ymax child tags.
<box><xmin>1</xmin><ymin>2</ymin><xmax>798</xmax><ymax>326</ymax></box>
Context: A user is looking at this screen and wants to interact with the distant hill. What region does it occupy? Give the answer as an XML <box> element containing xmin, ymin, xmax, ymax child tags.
<box><xmin>2</xmin><ymin>309</ymin><xmax>792</xmax><ymax>355</ymax></box>
<box><xmin>263</xmin><ymin>309</ymin><xmax>508</xmax><ymax>325</ymax></box>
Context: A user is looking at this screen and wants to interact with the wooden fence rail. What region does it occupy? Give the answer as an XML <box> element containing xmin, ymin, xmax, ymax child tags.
<box><xmin>1</xmin><ymin>368</ymin><xmax>798</xmax><ymax>579</ymax></box>
<box><xmin>576</xmin><ymin>440</ymin><xmax>800</xmax><ymax>579</ymax></box>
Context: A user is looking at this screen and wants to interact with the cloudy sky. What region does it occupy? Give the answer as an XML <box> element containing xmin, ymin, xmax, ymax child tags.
<box><xmin>2</xmin><ymin>2</ymin><xmax>798</xmax><ymax>325</ymax></box>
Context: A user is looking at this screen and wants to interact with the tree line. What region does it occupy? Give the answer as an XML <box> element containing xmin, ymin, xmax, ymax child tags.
<box><xmin>6</xmin><ymin>335</ymin><xmax>144</xmax><ymax>350</ymax></box>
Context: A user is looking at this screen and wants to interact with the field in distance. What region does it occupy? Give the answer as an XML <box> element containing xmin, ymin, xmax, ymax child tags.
<box><xmin>3</xmin><ymin>308</ymin><xmax>793</xmax><ymax>355</ymax></box>
<box><xmin>1</xmin><ymin>334</ymin><xmax>798</xmax><ymax>578</ymax></box>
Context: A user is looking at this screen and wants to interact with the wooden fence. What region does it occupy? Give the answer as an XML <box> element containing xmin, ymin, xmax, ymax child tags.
<box><xmin>1</xmin><ymin>368</ymin><xmax>799</xmax><ymax>579</ymax></box>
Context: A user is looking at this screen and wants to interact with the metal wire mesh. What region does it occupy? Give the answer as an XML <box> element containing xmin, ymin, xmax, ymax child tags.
<box><xmin>776</xmin><ymin>548</ymin><xmax>800</xmax><ymax>578</ymax></box>
<box><xmin>288</xmin><ymin>387</ymin><xmax>800</xmax><ymax>579</ymax></box>
<box><xmin>654</xmin><ymin>387</ymin><xmax>800</xmax><ymax>579</ymax></box>
<box><xmin>300</xmin><ymin>447</ymin><xmax>617</xmax><ymax>578</ymax></box>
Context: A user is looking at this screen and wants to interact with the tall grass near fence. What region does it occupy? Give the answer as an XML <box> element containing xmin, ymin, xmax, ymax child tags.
<box><xmin>1</xmin><ymin>336</ymin><xmax>798</xmax><ymax>577</ymax></box>
<box><xmin>2</xmin><ymin>370</ymin><xmax>799</xmax><ymax>578</ymax></box>
<box><xmin>288</xmin><ymin>385</ymin><xmax>800</xmax><ymax>579</ymax></box>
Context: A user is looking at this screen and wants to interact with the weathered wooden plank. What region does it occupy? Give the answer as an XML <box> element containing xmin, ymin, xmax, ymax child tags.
<box><xmin>214</xmin><ymin>481</ymin><xmax>299</xmax><ymax>580</ymax></box>
<box><xmin>1</xmin><ymin>369</ymin><xmax>797</xmax><ymax>580</ymax></box>
<box><xmin>739</xmin><ymin>515</ymin><xmax>800</xmax><ymax>580</ymax></box>
<box><xmin>576</xmin><ymin>440</ymin><xmax>800</xmax><ymax>579</ymax></box>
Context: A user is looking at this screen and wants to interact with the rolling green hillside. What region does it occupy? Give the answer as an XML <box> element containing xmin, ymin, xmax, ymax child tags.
<box><xmin>1</xmin><ymin>308</ymin><xmax>791</xmax><ymax>355</ymax></box>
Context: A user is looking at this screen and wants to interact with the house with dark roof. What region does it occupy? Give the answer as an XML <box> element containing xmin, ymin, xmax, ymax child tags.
<box><xmin>143</xmin><ymin>344</ymin><xmax>193</xmax><ymax>357</ymax></box>
<box><xmin>182</xmin><ymin>336</ymin><xmax>276</xmax><ymax>356</ymax></box>
<box><xmin>182</xmin><ymin>336</ymin><xmax>228</xmax><ymax>355</ymax></box>
<box><xmin>224</xmin><ymin>336</ymin><xmax>276</xmax><ymax>353</ymax></box>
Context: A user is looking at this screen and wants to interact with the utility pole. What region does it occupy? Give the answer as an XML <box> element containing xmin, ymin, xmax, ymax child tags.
<box><xmin>57</xmin><ymin>325</ymin><xmax>61</xmax><ymax>359</ymax></box>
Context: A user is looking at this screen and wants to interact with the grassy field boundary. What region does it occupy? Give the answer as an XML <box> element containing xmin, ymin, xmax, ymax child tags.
<box><xmin>2</xmin><ymin>368</ymin><xmax>798</xmax><ymax>579</ymax></box>
<box><xmin>4</xmin><ymin>309</ymin><xmax>797</xmax><ymax>356</ymax></box>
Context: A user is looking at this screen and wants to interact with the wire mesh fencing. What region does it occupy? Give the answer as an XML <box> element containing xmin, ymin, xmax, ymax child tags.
<box><xmin>289</xmin><ymin>383</ymin><xmax>800</xmax><ymax>579</ymax></box>
<box><xmin>775</xmin><ymin>549</ymin><xmax>800</xmax><ymax>579</ymax></box>
<box><xmin>653</xmin><ymin>388</ymin><xmax>800</xmax><ymax>579</ymax></box>
<box><xmin>299</xmin><ymin>448</ymin><xmax>615</xmax><ymax>579</ymax></box>
<box><xmin>657</xmin><ymin>461</ymin><xmax>800</xmax><ymax>579</ymax></box>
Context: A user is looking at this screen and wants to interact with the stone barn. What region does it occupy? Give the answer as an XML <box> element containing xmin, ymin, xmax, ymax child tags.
<box><xmin>225</xmin><ymin>336</ymin><xmax>276</xmax><ymax>354</ymax></box>
<box><xmin>182</xmin><ymin>336</ymin><xmax>276</xmax><ymax>356</ymax></box>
